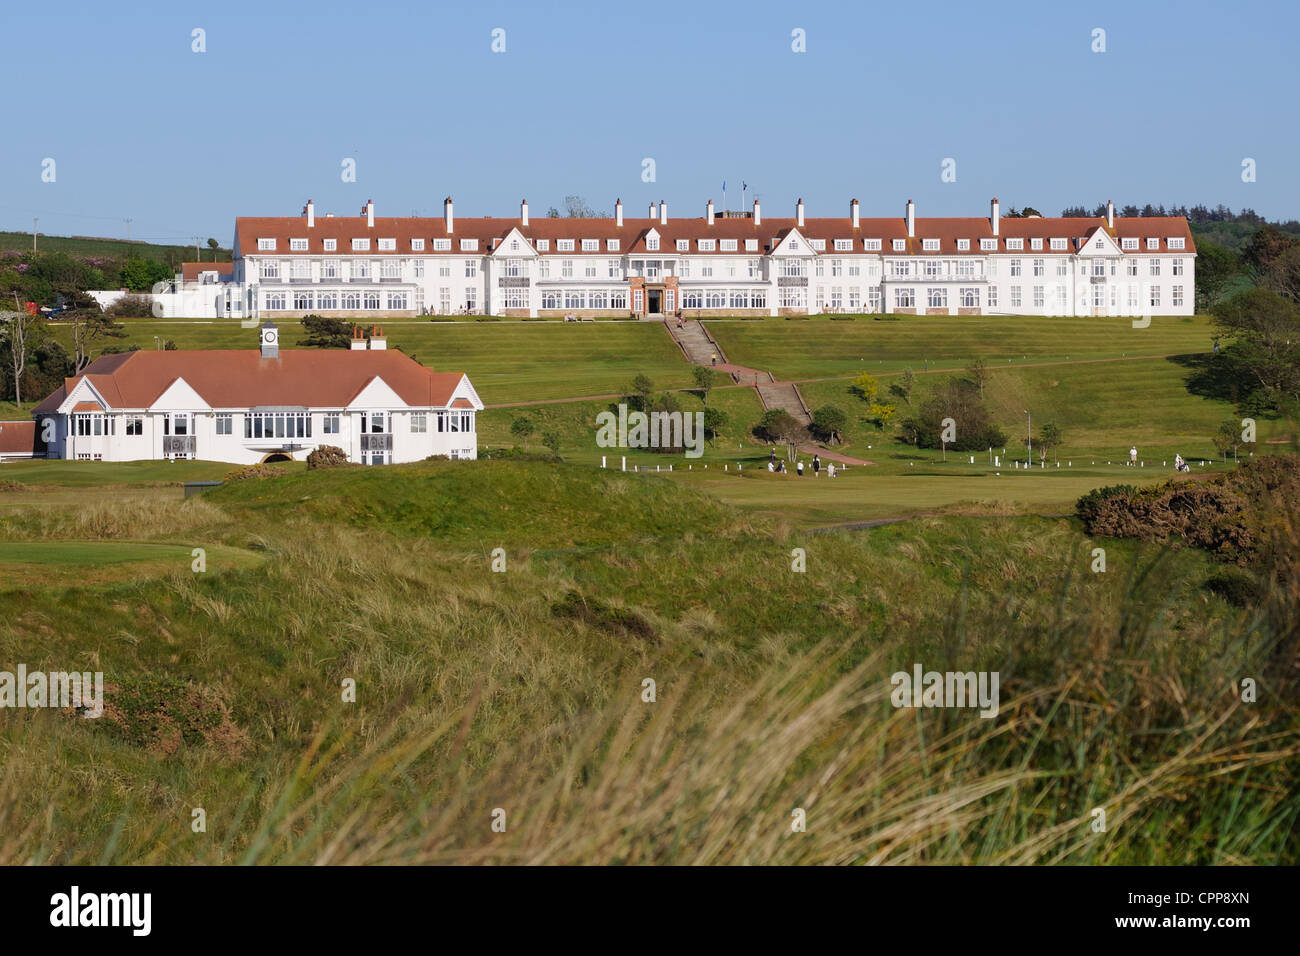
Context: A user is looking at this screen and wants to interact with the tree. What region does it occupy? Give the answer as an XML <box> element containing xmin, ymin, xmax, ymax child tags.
<box><xmin>206</xmin><ymin>238</ymin><xmax>220</xmax><ymax>258</ymax></box>
<box><xmin>701</xmin><ymin>406</ymin><xmax>727</xmax><ymax>443</ymax></box>
<box><xmin>967</xmin><ymin>358</ymin><xmax>988</xmax><ymax>398</ymax></box>
<box><xmin>562</xmin><ymin>196</ymin><xmax>609</xmax><ymax>218</ymax></box>
<box><xmin>888</xmin><ymin>367</ymin><xmax>915</xmax><ymax>404</ymax></box>
<box><xmin>756</xmin><ymin>408</ymin><xmax>804</xmax><ymax>446</ymax></box>
<box><xmin>908</xmin><ymin>377</ymin><xmax>1006</xmax><ymax>451</ymax></box>
<box><xmin>1262</xmin><ymin>244</ymin><xmax>1300</xmax><ymax>303</ymax></box>
<box><xmin>1211</xmin><ymin>288</ymin><xmax>1300</xmax><ymax>407</ymax></box>
<box><xmin>1215</xmin><ymin>419</ymin><xmax>1242</xmax><ymax>462</ymax></box>
<box><xmin>1038</xmin><ymin>422</ymin><xmax>1063</xmax><ymax>464</ymax></box>
<box><xmin>849</xmin><ymin>371</ymin><xmax>880</xmax><ymax>402</ymax></box>
<box><xmin>1242</xmin><ymin>225</ymin><xmax>1297</xmax><ymax>279</ymax></box>
<box><xmin>510</xmin><ymin>416</ymin><xmax>535</xmax><ymax>440</ymax></box>
<box><xmin>811</xmin><ymin>405</ymin><xmax>847</xmax><ymax>445</ymax></box>
<box><xmin>2</xmin><ymin>308</ymin><xmax>40</xmax><ymax>404</ymax></box>
<box><xmin>692</xmin><ymin>365</ymin><xmax>716</xmax><ymax>403</ymax></box>
<box><xmin>68</xmin><ymin>309</ymin><xmax>126</xmax><ymax>373</ymax></box>
<box><xmin>298</xmin><ymin>314</ymin><xmax>353</xmax><ymax>348</ymax></box>
<box><xmin>628</xmin><ymin>373</ymin><xmax>654</xmax><ymax>411</ymax></box>
<box><xmin>119</xmin><ymin>257</ymin><xmax>172</xmax><ymax>292</ymax></box>
<box><xmin>1194</xmin><ymin>240</ymin><xmax>1241</xmax><ymax>310</ymax></box>
<box><xmin>541</xmin><ymin>431</ymin><xmax>561</xmax><ymax>456</ymax></box>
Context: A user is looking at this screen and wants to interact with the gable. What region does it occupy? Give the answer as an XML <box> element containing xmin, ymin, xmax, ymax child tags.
<box><xmin>1079</xmin><ymin>228</ymin><xmax>1122</xmax><ymax>257</ymax></box>
<box><xmin>346</xmin><ymin>376</ymin><xmax>407</xmax><ymax>410</ymax></box>
<box><xmin>150</xmin><ymin>377</ymin><xmax>211</xmax><ymax>412</ymax></box>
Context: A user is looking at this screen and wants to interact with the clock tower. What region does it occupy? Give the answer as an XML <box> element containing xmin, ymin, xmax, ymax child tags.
<box><xmin>259</xmin><ymin>321</ymin><xmax>279</xmax><ymax>359</ymax></box>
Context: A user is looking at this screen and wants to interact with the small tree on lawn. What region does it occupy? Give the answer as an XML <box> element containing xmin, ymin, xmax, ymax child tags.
<box><xmin>702</xmin><ymin>406</ymin><xmax>727</xmax><ymax>444</ymax></box>
<box><xmin>1215</xmin><ymin>419</ymin><xmax>1242</xmax><ymax>462</ymax></box>
<box><xmin>1039</xmin><ymin>422</ymin><xmax>1063</xmax><ymax>464</ymax></box>
<box><xmin>811</xmin><ymin>405</ymin><xmax>847</xmax><ymax>445</ymax></box>
<box><xmin>692</xmin><ymin>365</ymin><xmax>716</xmax><ymax>403</ymax></box>
<box><xmin>889</xmin><ymin>368</ymin><xmax>915</xmax><ymax>405</ymax></box>
<box><xmin>629</xmin><ymin>374</ymin><xmax>654</xmax><ymax>411</ymax></box>
<box><xmin>541</xmin><ymin>431</ymin><xmax>561</xmax><ymax>456</ymax></box>
<box><xmin>967</xmin><ymin>358</ymin><xmax>988</xmax><ymax>398</ymax></box>
<box><xmin>511</xmin><ymin>417</ymin><xmax>535</xmax><ymax>442</ymax></box>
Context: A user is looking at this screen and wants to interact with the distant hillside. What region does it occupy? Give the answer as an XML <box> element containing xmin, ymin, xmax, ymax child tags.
<box><xmin>1191</xmin><ymin>220</ymin><xmax>1300</xmax><ymax>254</ymax></box>
<box><xmin>0</xmin><ymin>231</ymin><xmax>231</xmax><ymax>264</ymax></box>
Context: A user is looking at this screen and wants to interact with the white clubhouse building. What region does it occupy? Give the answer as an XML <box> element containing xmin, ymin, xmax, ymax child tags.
<box><xmin>30</xmin><ymin>323</ymin><xmax>482</xmax><ymax>465</ymax></box>
<box><xmin>193</xmin><ymin>196</ymin><xmax>1196</xmax><ymax>320</ymax></box>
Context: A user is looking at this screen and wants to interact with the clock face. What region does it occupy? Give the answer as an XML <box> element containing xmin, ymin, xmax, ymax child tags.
<box><xmin>263</xmin><ymin>331</ymin><xmax>276</xmax><ymax>343</ymax></box>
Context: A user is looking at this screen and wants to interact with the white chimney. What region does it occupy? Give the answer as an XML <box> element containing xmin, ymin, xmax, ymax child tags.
<box><xmin>906</xmin><ymin>199</ymin><xmax>915</xmax><ymax>239</ymax></box>
<box><xmin>707</xmin><ymin>199</ymin><xmax>715</xmax><ymax>226</ymax></box>
<box><xmin>366</xmin><ymin>199</ymin><xmax>374</xmax><ymax>229</ymax></box>
<box><xmin>659</xmin><ymin>200</ymin><xmax>668</xmax><ymax>225</ymax></box>
<box><xmin>306</xmin><ymin>199</ymin><xmax>315</xmax><ymax>229</ymax></box>
<box><xmin>443</xmin><ymin>197</ymin><xmax>453</xmax><ymax>234</ymax></box>
<box><xmin>648</xmin><ymin>202</ymin><xmax>656</xmax><ymax>219</ymax></box>
<box><xmin>796</xmin><ymin>198</ymin><xmax>805</xmax><ymax>228</ymax></box>
<box><xmin>349</xmin><ymin>325</ymin><xmax>366</xmax><ymax>350</ymax></box>
<box><xmin>615</xmin><ymin>199</ymin><xmax>623</xmax><ymax>227</ymax></box>
<box><xmin>1106</xmin><ymin>199</ymin><xmax>1114</xmax><ymax>229</ymax></box>
<box><xmin>753</xmin><ymin>198</ymin><xmax>761</xmax><ymax>227</ymax></box>
<box><xmin>520</xmin><ymin>198</ymin><xmax>529</xmax><ymax>227</ymax></box>
<box><xmin>851</xmin><ymin>198</ymin><xmax>860</xmax><ymax>229</ymax></box>
<box><xmin>990</xmin><ymin>197</ymin><xmax>1000</xmax><ymax>237</ymax></box>
<box><xmin>368</xmin><ymin>324</ymin><xmax>387</xmax><ymax>350</ymax></box>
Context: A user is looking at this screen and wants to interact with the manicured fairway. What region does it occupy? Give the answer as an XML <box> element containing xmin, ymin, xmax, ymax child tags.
<box><xmin>49</xmin><ymin>319</ymin><xmax>692</xmax><ymax>405</ymax></box>
<box><xmin>704</xmin><ymin>314</ymin><xmax>1217</xmax><ymax>381</ymax></box>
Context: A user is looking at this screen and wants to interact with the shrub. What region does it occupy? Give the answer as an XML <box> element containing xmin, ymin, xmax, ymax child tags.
<box><xmin>225</xmin><ymin>463</ymin><xmax>287</xmax><ymax>481</ymax></box>
<box><xmin>306</xmin><ymin>445</ymin><xmax>350</xmax><ymax>469</ymax></box>
<box><xmin>1203</xmin><ymin>567</ymin><xmax>1267</xmax><ymax>607</ymax></box>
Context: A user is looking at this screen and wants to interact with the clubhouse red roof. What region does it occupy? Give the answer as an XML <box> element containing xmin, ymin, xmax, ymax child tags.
<box><xmin>0</xmin><ymin>420</ymin><xmax>44</xmax><ymax>456</ymax></box>
<box><xmin>33</xmin><ymin>348</ymin><xmax>473</xmax><ymax>414</ymax></box>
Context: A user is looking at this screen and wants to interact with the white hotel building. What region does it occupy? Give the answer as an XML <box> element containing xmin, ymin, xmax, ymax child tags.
<box><xmin>30</xmin><ymin>323</ymin><xmax>482</xmax><ymax>465</ymax></box>
<box><xmin>215</xmin><ymin>197</ymin><xmax>1195</xmax><ymax>321</ymax></box>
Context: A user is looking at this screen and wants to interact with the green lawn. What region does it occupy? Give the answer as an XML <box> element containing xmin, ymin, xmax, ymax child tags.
<box><xmin>47</xmin><ymin>319</ymin><xmax>692</xmax><ymax>405</ymax></box>
<box><xmin>705</xmin><ymin>314</ymin><xmax>1218</xmax><ymax>381</ymax></box>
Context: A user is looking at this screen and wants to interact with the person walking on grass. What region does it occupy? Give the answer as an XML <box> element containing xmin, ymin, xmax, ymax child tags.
<box><xmin>796</xmin><ymin>460</ymin><xmax>804</xmax><ymax>476</ymax></box>
<box><xmin>1129</xmin><ymin>445</ymin><xmax>1138</xmax><ymax>467</ymax></box>
<box><xmin>826</xmin><ymin>462</ymin><xmax>836</xmax><ymax>478</ymax></box>
<box><xmin>813</xmin><ymin>454</ymin><xmax>821</xmax><ymax>477</ymax></box>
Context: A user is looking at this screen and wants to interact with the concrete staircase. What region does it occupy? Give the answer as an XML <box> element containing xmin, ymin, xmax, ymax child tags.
<box><xmin>756</xmin><ymin>382</ymin><xmax>812</xmax><ymax>427</ymax></box>
<box><xmin>668</xmin><ymin>319</ymin><xmax>722</xmax><ymax>366</ymax></box>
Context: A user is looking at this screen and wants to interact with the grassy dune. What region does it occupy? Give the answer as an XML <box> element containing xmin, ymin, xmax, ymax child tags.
<box><xmin>0</xmin><ymin>461</ymin><xmax>1296</xmax><ymax>864</ymax></box>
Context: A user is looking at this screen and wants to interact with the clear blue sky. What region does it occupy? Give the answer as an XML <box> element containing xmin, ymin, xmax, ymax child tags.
<box><xmin>3</xmin><ymin>0</ymin><xmax>1296</xmax><ymax>244</ymax></box>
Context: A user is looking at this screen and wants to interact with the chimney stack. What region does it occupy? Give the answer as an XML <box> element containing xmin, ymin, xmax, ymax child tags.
<box><xmin>369</xmin><ymin>324</ymin><xmax>387</xmax><ymax>350</ymax></box>
<box><xmin>851</xmin><ymin>198</ymin><xmax>860</xmax><ymax>229</ymax></box>
<box><xmin>520</xmin><ymin>199</ymin><xmax>529</xmax><ymax>227</ymax></box>
<box><xmin>615</xmin><ymin>199</ymin><xmax>623</xmax><ymax>227</ymax></box>
<box><xmin>707</xmin><ymin>199</ymin><xmax>715</xmax><ymax>226</ymax></box>
<box><xmin>990</xmin><ymin>197</ymin><xmax>1000</xmax><ymax>237</ymax></box>
<box><xmin>796</xmin><ymin>198</ymin><xmax>805</xmax><ymax>228</ymax></box>
<box><xmin>753</xmin><ymin>198</ymin><xmax>761</xmax><ymax>227</ymax></box>
<box><xmin>443</xmin><ymin>197</ymin><xmax>453</xmax><ymax>234</ymax></box>
<box><xmin>350</xmin><ymin>325</ymin><xmax>367</xmax><ymax>350</ymax></box>
<box><xmin>366</xmin><ymin>199</ymin><xmax>374</xmax><ymax>229</ymax></box>
<box><xmin>648</xmin><ymin>202</ymin><xmax>656</xmax><ymax>219</ymax></box>
<box><xmin>906</xmin><ymin>199</ymin><xmax>915</xmax><ymax>239</ymax></box>
<box><xmin>659</xmin><ymin>200</ymin><xmax>668</xmax><ymax>225</ymax></box>
<box><xmin>1106</xmin><ymin>199</ymin><xmax>1114</xmax><ymax>229</ymax></box>
<box><xmin>306</xmin><ymin>199</ymin><xmax>315</xmax><ymax>229</ymax></box>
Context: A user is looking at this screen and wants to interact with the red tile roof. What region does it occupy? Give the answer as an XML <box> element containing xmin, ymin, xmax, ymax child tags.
<box><xmin>33</xmin><ymin>349</ymin><xmax>472</xmax><ymax>414</ymax></box>
<box><xmin>0</xmin><ymin>420</ymin><xmax>43</xmax><ymax>455</ymax></box>
<box><xmin>235</xmin><ymin>212</ymin><xmax>1196</xmax><ymax>257</ymax></box>
<box><xmin>182</xmin><ymin>261</ymin><xmax>234</xmax><ymax>282</ymax></box>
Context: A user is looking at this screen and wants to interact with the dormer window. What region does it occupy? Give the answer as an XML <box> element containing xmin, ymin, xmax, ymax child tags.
<box><xmin>257</xmin><ymin>238</ymin><xmax>276</xmax><ymax>250</ymax></box>
<box><xmin>720</xmin><ymin>239</ymin><xmax>737</xmax><ymax>252</ymax></box>
<box><xmin>1030</xmin><ymin>238</ymin><xmax>1043</xmax><ymax>250</ymax></box>
<box><xmin>535</xmin><ymin>239</ymin><xmax>549</xmax><ymax>251</ymax></box>
<box><xmin>558</xmin><ymin>239</ymin><xmax>575</xmax><ymax>251</ymax></box>
<box><xmin>461</xmin><ymin>239</ymin><xmax>479</xmax><ymax>251</ymax></box>
<box><xmin>865</xmin><ymin>239</ymin><xmax>882</xmax><ymax>251</ymax></box>
<box><xmin>1146</xmin><ymin>237</ymin><xmax>1160</xmax><ymax>250</ymax></box>
<box><xmin>892</xmin><ymin>239</ymin><xmax>905</xmax><ymax>251</ymax></box>
<box><xmin>980</xmin><ymin>238</ymin><xmax>996</xmax><ymax>251</ymax></box>
<box><xmin>289</xmin><ymin>238</ymin><xmax>308</xmax><ymax>251</ymax></box>
<box><xmin>411</xmin><ymin>238</ymin><xmax>425</xmax><ymax>251</ymax></box>
<box><xmin>1122</xmin><ymin>237</ymin><xmax>1138</xmax><ymax>250</ymax></box>
<box><xmin>834</xmin><ymin>239</ymin><xmax>851</xmax><ymax>251</ymax></box>
<box><xmin>809</xmin><ymin>239</ymin><xmax>825</xmax><ymax>251</ymax></box>
<box><xmin>676</xmin><ymin>239</ymin><xmax>689</xmax><ymax>251</ymax></box>
<box><xmin>581</xmin><ymin>239</ymin><xmax>598</xmax><ymax>251</ymax></box>
<box><xmin>1050</xmin><ymin>238</ymin><xmax>1066</xmax><ymax>251</ymax></box>
<box><xmin>957</xmin><ymin>239</ymin><xmax>970</xmax><ymax>251</ymax></box>
<box><xmin>352</xmin><ymin>238</ymin><xmax>370</xmax><ymax>251</ymax></box>
<box><xmin>646</xmin><ymin>237</ymin><xmax>659</xmax><ymax>251</ymax></box>
<box><xmin>378</xmin><ymin>238</ymin><xmax>396</xmax><ymax>251</ymax></box>
<box><xmin>1006</xmin><ymin>238</ymin><xmax>1024</xmax><ymax>250</ymax></box>
<box><xmin>698</xmin><ymin>239</ymin><xmax>716</xmax><ymax>252</ymax></box>
<box><xmin>745</xmin><ymin>239</ymin><xmax>758</xmax><ymax>251</ymax></box>
<box><xmin>323</xmin><ymin>238</ymin><xmax>337</xmax><ymax>251</ymax></box>
<box><xmin>1169</xmin><ymin>237</ymin><xmax>1185</xmax><ymax>249</ymax></box>
<box><xmin>433</xmin><ymin>238</ymin><xmax>451</xmax><ymax>251</ymax></box>
<box><xmin>922</xmin><ymin>238</ymin><xmax>939</xmax><ymax>251</ymax></box>
<box><xmin>607</xmin><ymin>239</ymin><xmax>619</xmax><ymax>251</ymax></box>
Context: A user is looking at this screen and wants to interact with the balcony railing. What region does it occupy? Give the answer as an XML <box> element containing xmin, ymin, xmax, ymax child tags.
<box><xmin>360</xmin><ymin>433</ymin><xmax>392</xmax><ymax>452</ymax></box>
<box><xmin>163</xmin><ymin>436</ymin><xmax>196</xmax><ymax>455</ymax></box>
